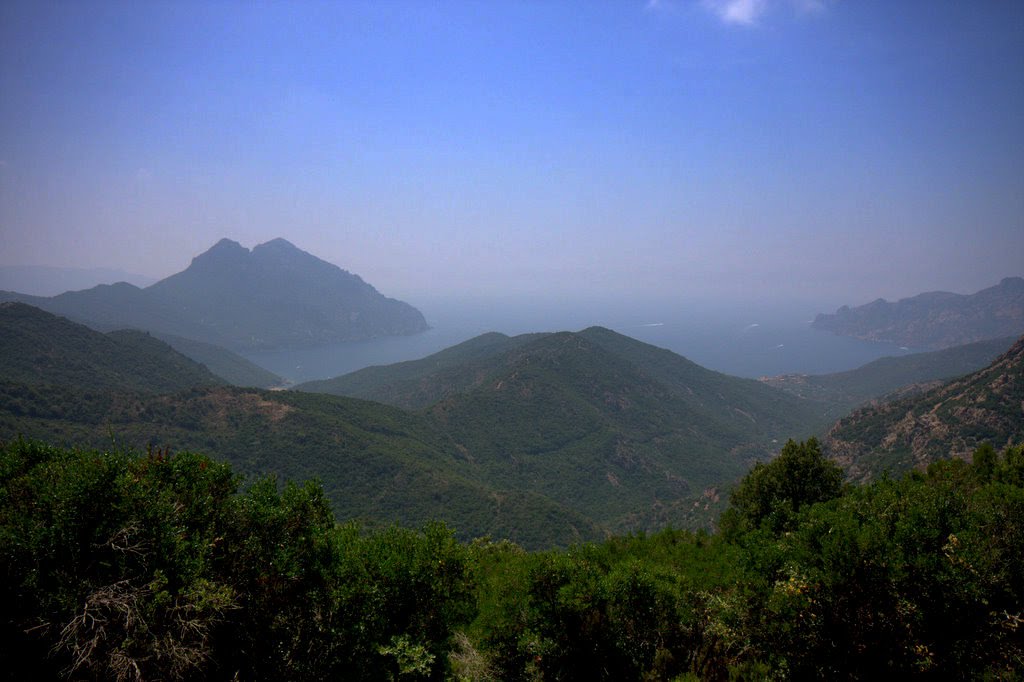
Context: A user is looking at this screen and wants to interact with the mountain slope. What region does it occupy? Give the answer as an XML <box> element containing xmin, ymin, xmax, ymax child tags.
<box><xmin>813</xmin><ymin>277</ymin><xmax>1024</xmax><ymax>349</ymax></box>
<box><xmin>299</xmin><ymin>328</ymin><xmax>826</xmax><ymax>531</ymax></box>
<box><xmin>761</xmin><ymin>335</ymin><xmax>1017</xmax><ymax>420</ymax></box>
<box><xmin>0</xmin><ymin>382</ymin><xmax>602</xmax><ymax>549</ymax></box>
<box><xmin>0</xmin><ymin>302</ymin><xmax>225</xmax><ymax>393</ymax></box>
<box><xmin>576</xmin><ymin>326</ymin><xmax>828</xmax><ymax>436</ymax></box>
<box><xmin>1</xmin><ymin>318</ymin><xmax>828</xmax><ymax>543</ymax></box>
<box><xmin>0</xmin><ymin>238</ymin><xmax>428</xmax><ymax>350</ymax></box>
<box><xmin>155</xmin><ymin>333</ymin><xmax>284</xmax><ymax>388</ymax></box>
<box><xmin>295</xmin><ymin>331</ymin><xmax>547</xmax><ymax>408</ymax></box>
<box><xmin>422</xmin><ymin>330</ymin><xmax>823</xmax><ymax>531</ymax></box>
<box><xmin>825</xmin><ymin>335</ymin><xmax>1024</xmax><ymax>481</ymax></box>
<box><xmin>300</xmin><ymin>326</ymin><xmax>827</xmax><ymax>435</ymax></box>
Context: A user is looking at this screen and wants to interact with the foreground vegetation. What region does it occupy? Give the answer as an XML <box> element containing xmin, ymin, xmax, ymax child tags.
<box><xmin>2</xmin><ymin>438</ymin><xmax>1021</xmax><ymax>680</ymax></box>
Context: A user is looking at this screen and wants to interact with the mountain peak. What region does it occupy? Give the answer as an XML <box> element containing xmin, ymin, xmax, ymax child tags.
<box><xmin>254</xmin><ymin>237</ymin><xmax>298</xmax><ymax>251</ymax></box>
<box><xmin>6</xmin><ymin>238</ymin><xmax>429</xmax><ymax>350</ymax></box>
<box><xmin>190</xmin><ymin>238</ymin><xmax>249</xmax><ymax>270</ymax></box>
<box><xmin>141</xmin><ymin>238</ymin><xmax>427</xmax><ymax>349</ymax></box>
<box><xmin>999</xmin><ymin>276</ymin><xmax>1024</xmax><ymax>289</ymax></box>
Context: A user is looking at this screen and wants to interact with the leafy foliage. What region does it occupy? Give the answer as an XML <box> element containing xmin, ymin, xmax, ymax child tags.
<box><xmin>3</xmin><ymin>438</ymin><xmax>1021</xmax><ymax>679</ymax></box>
<box><xmin>720</xmin><ymin>437</ymin><xmax>844</xmax><ymax>537</ymax></box>
<box><xmin>0</xmin><ymin>440</ymin><xmax>475</xmax><ymax>680</ymax></box>
<box><xmin>466</xmin><ymin>442</ymin><xmax>1024</xmax><ymax>680</ymax></box>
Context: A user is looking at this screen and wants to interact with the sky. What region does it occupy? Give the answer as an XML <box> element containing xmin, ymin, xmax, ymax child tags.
<box><xmin>1</xmin><ymin>0</ymin><xmax>1022</xmax><ymax>308</ymax></box>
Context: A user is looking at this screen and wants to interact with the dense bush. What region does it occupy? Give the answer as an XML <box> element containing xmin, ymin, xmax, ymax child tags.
<box><xmin>0</xmin><ymin>440</ymin><xmax>475</xmax><ymax>680</ymax></box>
<box><xmin>3</xmin><ymin>438</ymin><xmax>1021</xmax><ymax>679</ymax></box>
<box><xmin>466</xmin><ymin>441</ymin><xmax>1024</xmax><ymax>680</ymax></box>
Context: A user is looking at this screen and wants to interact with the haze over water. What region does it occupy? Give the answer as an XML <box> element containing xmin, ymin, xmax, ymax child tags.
<box><xmin>245</xmin><ymin>297</ymin><xmax>913</xmax><ymax>384</ymax></box>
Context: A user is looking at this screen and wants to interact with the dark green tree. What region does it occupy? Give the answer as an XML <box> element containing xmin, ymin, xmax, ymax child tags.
<box><xmin>720</xmin><ymin>437</ymin><xmax>844</xmax><ymax>537</ymax></box>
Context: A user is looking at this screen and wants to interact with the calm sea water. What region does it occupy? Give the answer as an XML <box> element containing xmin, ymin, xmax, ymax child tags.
<box><xmin>242</xmin><ymin>296</ymin><xmax>917</xmax><ymax>384</ymax></box>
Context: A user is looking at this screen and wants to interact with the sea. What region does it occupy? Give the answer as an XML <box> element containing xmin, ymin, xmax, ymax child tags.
<box><xmin>242</xmin><ymin>295</ymin><xmax>918</xmax><ymax>385</ymax></box>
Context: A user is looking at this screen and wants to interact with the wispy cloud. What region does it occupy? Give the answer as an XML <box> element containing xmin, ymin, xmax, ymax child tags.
<box><xmin>698</xmin><ymin>0</ymin><xmax>831</xmax><ymax>26</ymax></box>
<box><xmin>702</xmin><ymin>0</ymin><xmax>768</xmax><ymax>26</ymax></box>
<box><xmin>644</xmin><ymin>0</ymin><xmax>676</xmax><ymax>13</ymax></box>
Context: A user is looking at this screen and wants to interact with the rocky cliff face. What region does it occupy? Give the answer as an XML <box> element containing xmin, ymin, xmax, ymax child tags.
<box><xmin>824</xmin><ymin>335</ymin><xmax>1024</xmax><ymax>481</ymax></box>
<box><xmin>813</xmin><ymin>277</ymin><xmax>1024</xmax><ymax>349</ymax></box>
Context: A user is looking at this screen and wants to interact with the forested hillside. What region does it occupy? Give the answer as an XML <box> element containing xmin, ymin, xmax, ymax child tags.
<box><xmin>155</xmin><ymin>332</ymin><xmax>284</xmax><ymax>388</ymax></box>
<box><xmin>0</xmin><ymin>383</ymin><xmax>601</xmax><ymax>548</ymax></box>
<box><xmin>0</xmin><ymin>303</ymin><xmax>224</xmax><ymax>393</ymax></box>
<box><xmin>297</xmin><ymin>327</ymin><xmax>830</xmax><ymax>531</ymax></box>
<box><xmin>296</xmin><ymin>331</ymin><xmax>547</xmax><ymax>408</ymax></box>
<box><xmin>416</xmin><ymin>329</ymin><xmax>824</xmax><ymax>531</ymax></box>
<box><xmin>0</xmin><ymin>320</ymin><xmax>831</xmax><ymax>543</ymax></box>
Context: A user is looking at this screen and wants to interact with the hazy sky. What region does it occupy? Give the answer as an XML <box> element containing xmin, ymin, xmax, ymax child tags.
<box><xmin>1</xmin><ymin>0</ymin><xmax>1022</xmax><ymax>306</ymax></box>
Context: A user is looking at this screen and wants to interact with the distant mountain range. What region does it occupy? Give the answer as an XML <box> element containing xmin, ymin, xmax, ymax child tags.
<box><xmin>813</xmin><ymin>277</ymin><xmax>1024</xmax><ymax>349</ymax></box>
<box><xmin>0</xmin><ymin>238</ymin><xmax>428</xmax><ymax>350</ymax></box>
<box><xmin>0</xmin><ymin>265</ymin><xmax>156</xmax><ymax>296</ymax></box>
<box><xmin>825</xmin><ymin>335</ymin><xmax>1024</xmax><ymax>481</ymax></box>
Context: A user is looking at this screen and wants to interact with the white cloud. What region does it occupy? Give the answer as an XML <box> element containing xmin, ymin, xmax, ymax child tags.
<box><xmin>699</xmin><ymin>0</ymin><xmax>831</xmax><ymax>26</ymax></box>
<box><xmin>702</xmin><ymin>0</ymin><xmax>769</xmax><ymax>25</ymax></box>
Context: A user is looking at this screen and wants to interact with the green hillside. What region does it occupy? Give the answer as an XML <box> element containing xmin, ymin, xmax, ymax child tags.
<box><xmin>295</xmin><ymin>331</ymin><xmax>546</xmax><ymax>407</ymax></box>
<box><xmin>0</xmin><ymin>321</ymin><xmax>833</xmax><ymax>544</ymax></box>
<box><xmin>0</xmin><ymin>308</ymin><xmax>843</xmax><ymax>544</ymax></box>
<box><xmin>0</xmin><ymin>302</ymin><xmax>224</xmax><ymax>393</ymax></box>
<box><xmin>301</xmin><ymin>327</ymin><xmax>827</xmax><ymax>532</ymax></box>
<box><xmin>156</xmin><ymin>332</ymin><xmax>284</xmax><ymax>388</ymax></box>
<box><xmin>825</xmin><ymin>335</ymin><xmax>1024</xmax><ymax>480</ymax></box>
<box><xmin>0</xmin><ymin>382</ymin><xmax>602</xmax><ymax>548</ymax></box>
<box><xmin>299</xmin><ymin>326</ymin><xmax>826</xmax><ymax>435</ymax></box>
<box><xmin>418</xmin><ymin>330</ymin><xmax>823</xmax><ymax>531</ymax></box>
<box><xmin>762</xmin><ymin>335</ymin><xmax>1017</xmax><ymax>420</ymax></box>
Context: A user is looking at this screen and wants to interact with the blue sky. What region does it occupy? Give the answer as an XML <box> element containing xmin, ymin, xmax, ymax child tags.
<box><xmin>1</xmin><ymin>0</ymin><xmax>1021</xmax><ymax>306</ymax></box>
